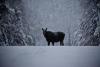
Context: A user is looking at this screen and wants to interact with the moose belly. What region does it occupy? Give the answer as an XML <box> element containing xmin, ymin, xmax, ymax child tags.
<box><xmin>46</xmin><ymin>37</ymin><xmax>61</xmax><ymax>42</ymax></box>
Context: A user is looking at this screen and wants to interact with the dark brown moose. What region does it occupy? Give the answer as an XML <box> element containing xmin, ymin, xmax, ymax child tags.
<box><xmin>42</xmin><ymin>28</ymin><xmax>65</xmax><ymax>46</ymax></box>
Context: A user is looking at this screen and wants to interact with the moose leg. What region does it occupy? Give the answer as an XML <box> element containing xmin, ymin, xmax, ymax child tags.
<box><xmin>52</xmin><ymin>42</ymin><xmax>54</xmax><ymax>46</ymax></box>
<box><xmin>48</xmin><ymin>42</ymin><xmax>50</xmax><ymax>46</ymax></box>
<box><xmin>60</xmin><ymin>41</ymin><xmax>64</xmax><ymax>46</ymax></box>
<box><xmin>62</xmin><ymin>42</ymin><xmax>64</xmax><ymax>46</ymax></box>
<box><xmin>60</xmin><ymin>42</ymin><xmax>62</xmax><ymax>46</ymax></box>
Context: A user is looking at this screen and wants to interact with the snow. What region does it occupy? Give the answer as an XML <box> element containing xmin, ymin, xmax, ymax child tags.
<box><xmin>0</xmin><ymin>47</ymin><xmax>100</xmax><ymax>67</ymax></box>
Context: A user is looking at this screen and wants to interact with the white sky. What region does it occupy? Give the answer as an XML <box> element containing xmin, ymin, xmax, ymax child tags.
<box><xmin>23</xmin><ymin>0</ymin><xmax>83</xmax><ymax>45</ymax></box>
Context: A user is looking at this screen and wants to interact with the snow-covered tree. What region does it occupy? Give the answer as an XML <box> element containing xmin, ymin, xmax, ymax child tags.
<box><xmin>79</xmin><ymin>0</ymin><xmax>100</xmax><ymax>46</ymax></box>
<box><xmin>0</xmin><ymin>0</ymin><xmax>35</xmax><ymax>46</ymax></box>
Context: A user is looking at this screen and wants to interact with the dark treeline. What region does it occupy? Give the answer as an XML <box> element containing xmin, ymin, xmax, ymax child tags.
<box><xmin>79</xmin><ymin>0</ymin><xmax>100</xmax><ymax>46</ymax></box>
<box><xmin>0</xmin><ymin>0</ymin><xmax>35</xmax><ymax>46</ymax></box>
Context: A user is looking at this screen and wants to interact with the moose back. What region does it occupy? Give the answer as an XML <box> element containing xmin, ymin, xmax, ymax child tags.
<box><xmin>42</xmin><ymin>28</ymin><xmax>65</xmax><ymax>46</ymax></box>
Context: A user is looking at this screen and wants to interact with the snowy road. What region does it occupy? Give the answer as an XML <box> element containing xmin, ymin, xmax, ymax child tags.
<box><xmin>0</xmin><ymin>47</ymin><xmax>100</xmax><ymax>67</ymax></box>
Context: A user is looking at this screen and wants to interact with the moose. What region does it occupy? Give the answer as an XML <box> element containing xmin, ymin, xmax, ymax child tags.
<box><xmin>42</xmin><ymin>28</ymin><xmax>65</xmax><ymax>46</ymax></box>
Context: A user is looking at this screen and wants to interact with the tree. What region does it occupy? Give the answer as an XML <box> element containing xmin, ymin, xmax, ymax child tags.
<box><xmin>79</xmin><ymin>0</ymin><xmax>100</xmax><ymax>46</ymax></box>
<box><xmin>0</xmin><ymin>0</ymin><xmax>35</xmax><ymax>46</ymax></box>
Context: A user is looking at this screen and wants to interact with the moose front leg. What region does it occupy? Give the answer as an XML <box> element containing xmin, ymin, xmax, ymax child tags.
<box><xmin>48</xmin><ymin>42</ymin><xmax>50</xmax><ymax>46</ymax></box>
<box><xmin>52</xmin><ymin>42</ymin><xmax>54</xmax><ymax>46</ymax></box>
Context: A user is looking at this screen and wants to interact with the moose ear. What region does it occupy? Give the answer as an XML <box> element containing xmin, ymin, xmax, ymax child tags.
<box><xmin>46</xmin><ymin>28</ymin><xmax>47</xmax><ymax>31</ymax></box>
<box><xmin>42</xmin><ymin>28</ymin><xmax>44</xmax><ymax>31</ymax></box>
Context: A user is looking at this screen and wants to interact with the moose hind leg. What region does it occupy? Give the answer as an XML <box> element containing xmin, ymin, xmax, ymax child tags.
<box><xmin>62</xmin><ymin>42</ymin><xmax>64</xmax><ymax>46</ymax></box>
<box><xmin>60</xmin><ymin>41</ymin><xmax>64</xmax><ymax>46</ymax></box>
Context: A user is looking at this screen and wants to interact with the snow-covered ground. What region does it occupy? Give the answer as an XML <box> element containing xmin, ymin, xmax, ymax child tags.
<box><xmin>0</xmin><ymin>47</ymin><xmax>100</xmax><ymax>67</ymax></box>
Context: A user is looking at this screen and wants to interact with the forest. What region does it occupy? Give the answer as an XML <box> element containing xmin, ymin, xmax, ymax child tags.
<box><xmin>0</xmin><ymin>0</ymin><xmax>100</xmax><ymax>46</ymax></box>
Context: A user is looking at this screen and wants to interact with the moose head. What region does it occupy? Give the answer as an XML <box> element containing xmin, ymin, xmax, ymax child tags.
<box><xmin>42</xmin><ymin>28</ymin><xmax>47</xmax><ymax>36</ymax></box>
